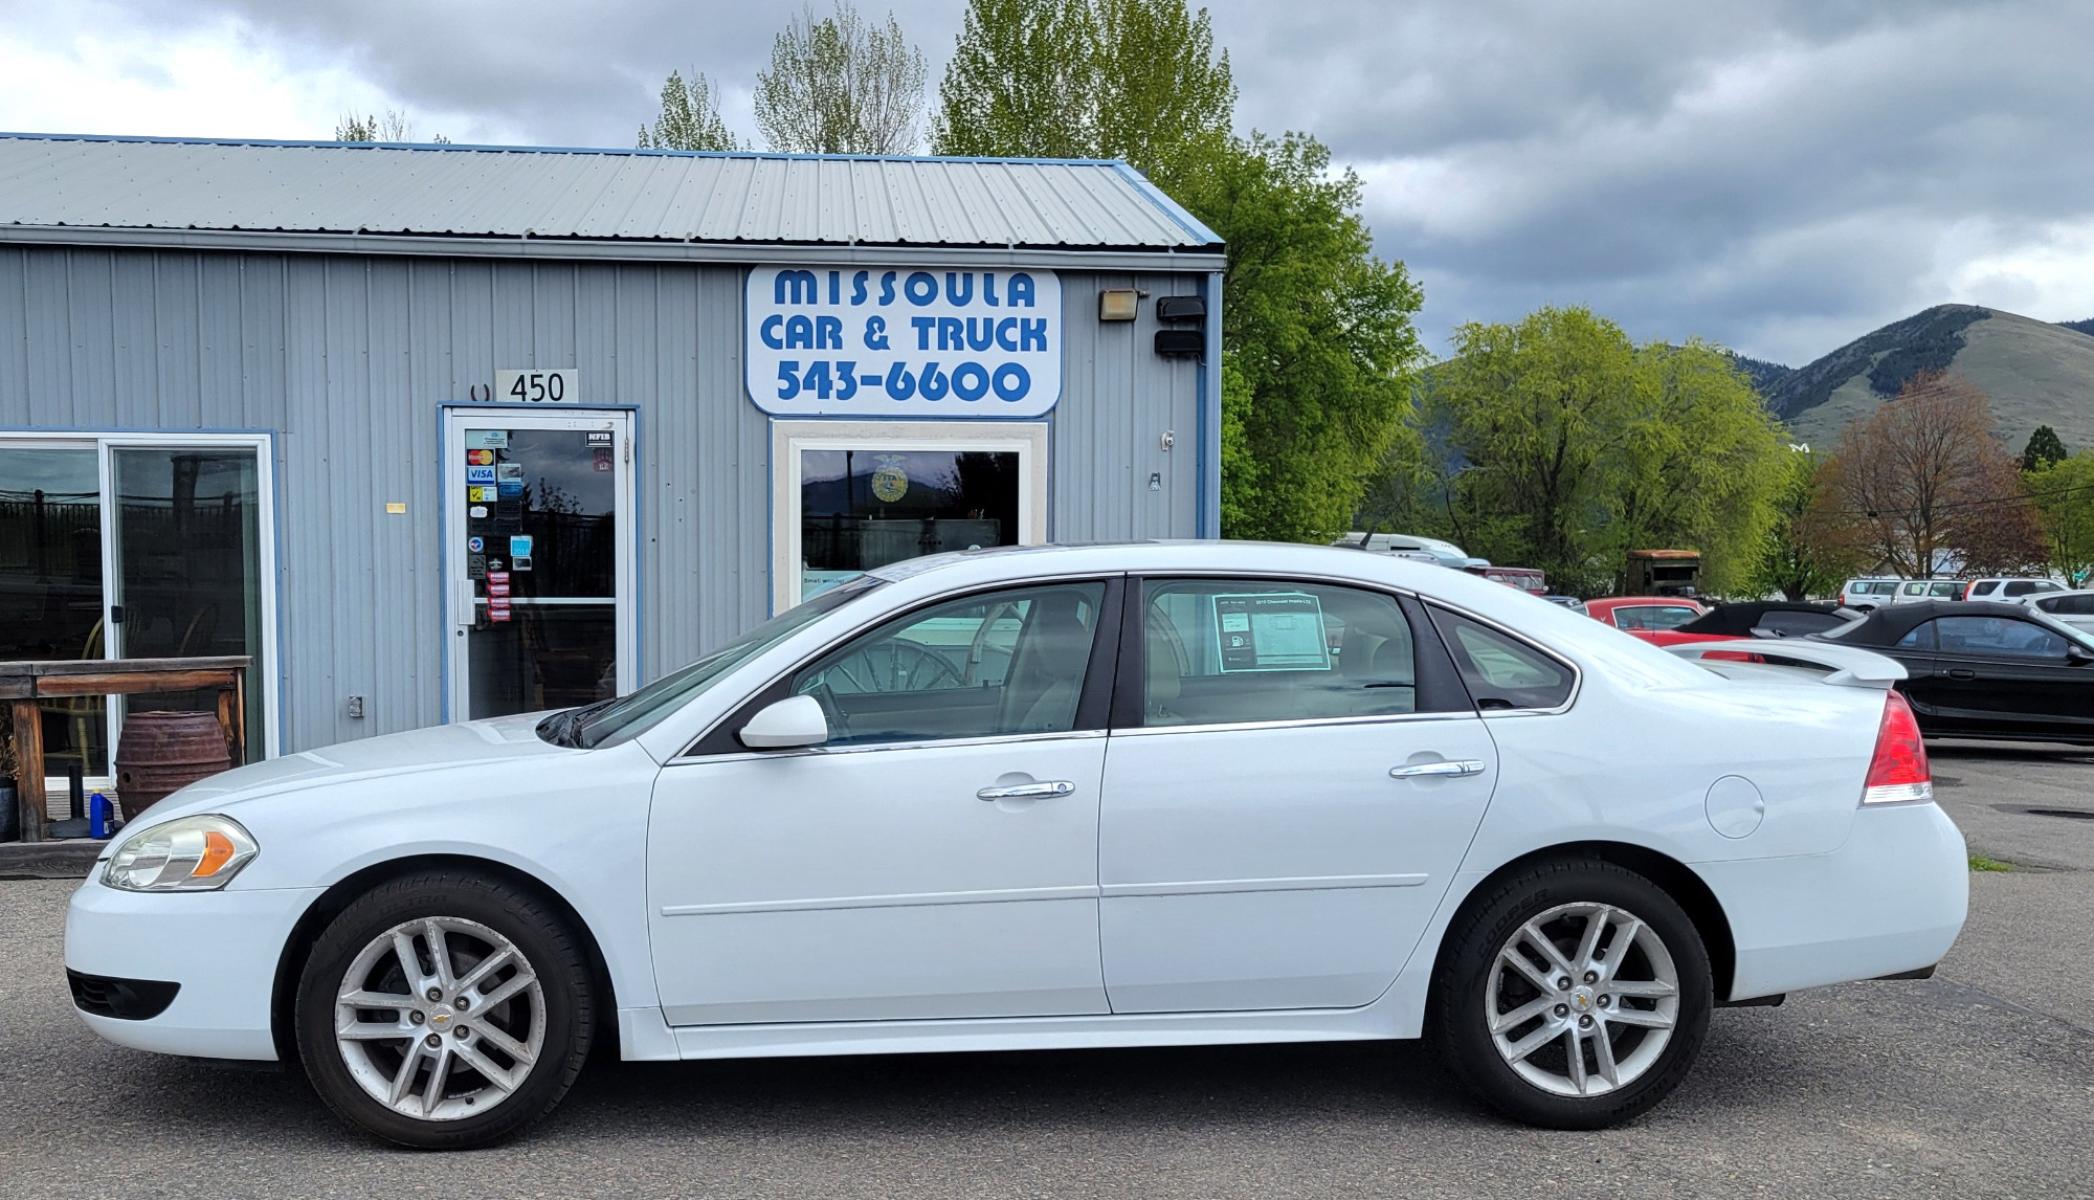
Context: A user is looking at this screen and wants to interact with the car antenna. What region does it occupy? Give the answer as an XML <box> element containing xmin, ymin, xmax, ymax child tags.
<box><xmin>1355</xmin><ymin>523</ymin><xmax>1379</xmax><ymax>551</ymax></box>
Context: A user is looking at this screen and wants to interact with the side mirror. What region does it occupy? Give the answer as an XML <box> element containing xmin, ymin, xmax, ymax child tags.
<box><xmin>738</xmin><ymin>695</ymin><xmax>829</xmax><ymax>750</ymax></box>
<box><xmin>2068</xmin><ymin>643</ymin><xmax>2094</xmax><ymax>666</ymax></box>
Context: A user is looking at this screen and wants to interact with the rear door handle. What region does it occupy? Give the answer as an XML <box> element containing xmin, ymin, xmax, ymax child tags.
<box><xmin>1390</xmin><ymin>759</ymin><xmax>1487</xmax><ymax>780</ymax></box>
<box><xmin>977</xmin><ymin>780</ymin><xmax>1076</xmax><ymax>802</ymax></box>
<box><xmin>1947</xmin><ymin>668</ymin><xmax>1977</xmax><ymax>680</ymax></box>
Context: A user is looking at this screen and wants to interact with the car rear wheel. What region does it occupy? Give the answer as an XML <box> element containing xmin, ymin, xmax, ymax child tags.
<box><xmin>294</xmin><ymin>869</ymin><xmax>596</xmax><ymax>1149</ymax></box>
<box><xmin>1431</xmin><ymin>859</ymin><xmax>1712</xmax><ymax>1129</ymax></box>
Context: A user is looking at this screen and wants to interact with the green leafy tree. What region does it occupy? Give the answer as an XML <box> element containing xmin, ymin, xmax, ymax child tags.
<box><xmin>336</xmin><ymin>110</ymin><xmax>448</xmax><ymax>143</ymax></box>
<box><xmin>1185</xmin><ymin>134</ymin><xmax>1425</xmax><ymax>541</ymax></box>
<box><xmin>637</xmin><ymin>70</ymin><xmax>739</xmax><ymax>151</ymax></box>
<box><xmin>933</xmin><ymin>0</ymin><xmax>1233</xmax><ymax>191</ymax></box>
<box><xmin>2025</xmin><ymin>451</ymin><xmax>2094</xmax><ymax>585</ymax></box>
<box><xmin>755</xmin><ymin>2</ymin><xmax>927</xmax><ymax>154</ymax></box>
<box><xmin>933</xmin><ymin>0</ymin><xmax>1099</xmax><ymax>160</ymax></box>
<box><xmin>2022</xmin><ymin>423</ymin><xmax>2067</xmax><ymax>471</ymax></box>
<box><xmin>936</xmin><ymin>2</ymin><xmax>1412</xmax><ymax>541</ymax></box>
<box><xmin>1748</xmin><ymin>449</ymin><xmax>1857</xmax><ymax>599</ymax></box>
<box><xmin>1420</xmin><ymin>308</ymin><xmax>1787</xmax><ymax>594</ymax></box>
<box><xmin>1613</xmin><ymin>341</ymin><xmax>1789</xmax><ymax>593</ymax></box>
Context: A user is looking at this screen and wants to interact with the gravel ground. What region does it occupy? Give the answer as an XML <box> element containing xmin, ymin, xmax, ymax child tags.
<box><xmin>2</xmin><ymin>743</ymin><xmax>2088</xmax><ymax>1200</ymax></box>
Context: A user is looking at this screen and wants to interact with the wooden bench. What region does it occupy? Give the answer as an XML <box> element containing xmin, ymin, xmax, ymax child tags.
<box><xmin>2</xmin><ymin>656</ymin><xmax>250</xmax><ymax>843</ymax></box>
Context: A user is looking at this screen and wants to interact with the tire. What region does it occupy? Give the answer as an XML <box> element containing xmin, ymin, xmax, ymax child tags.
<box><xmin>1429</xmin><ymin>858</ymin><xmax>1712</xmax><ymax>1130</ymax></box>
<box><xmin>294</xmin><ymin>869</ymin><xmax>597</xmax><ymax>1149</ymax></box>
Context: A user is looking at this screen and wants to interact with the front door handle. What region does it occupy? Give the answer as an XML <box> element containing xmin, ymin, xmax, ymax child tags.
<box><xmin>1390</xmin><ymin>759</ymin><xmax>1487</xmax><ymax>780</ymax></box>
<box><xmin>1945</xmin><ymin>668</ymin><xmax>1977</xmax><ymax>680</ymax></box>
<box><xmin>977</xmin><ymin>780</ymin><xmax>1076</xmax><ymax>802</ymax></box>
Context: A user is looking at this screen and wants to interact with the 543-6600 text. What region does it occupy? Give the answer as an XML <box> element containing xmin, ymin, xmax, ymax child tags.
<box><xmin>774</xmin><ymin>359</ymin><xmax>1034</xmax><ymax>405</ymax></box>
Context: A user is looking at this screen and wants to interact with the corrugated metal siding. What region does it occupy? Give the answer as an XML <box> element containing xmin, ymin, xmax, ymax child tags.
<box><xmin>1051</xmin><ymin>272</ymin><xmax>1206</xmax><ymax>542</ymax></box>
<box><xmin>0</xmin><ymin>136</ymin><xmax>1219</xmax><ymax>250</ymax></box>
<box><xmin>0</xmin><ymin>245</ymin><xmax>1204</xmax><ymax>753</ymax></box>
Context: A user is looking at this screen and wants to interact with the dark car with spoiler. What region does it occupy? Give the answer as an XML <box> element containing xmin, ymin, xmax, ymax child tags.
<box><xmin>1813</xmin><ymin>600</ymin><xmax>2094</xmax><ymax>744</ymax></box>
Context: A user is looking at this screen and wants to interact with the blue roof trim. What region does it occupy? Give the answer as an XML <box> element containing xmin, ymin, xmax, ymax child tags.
<box><xmin>1107</xmin><ymin>161</ymin><xmax>1223</xmax><ymax>247</ymax></box>
<box><xmin>0</xmin><ymin>129</ymin><xmax>1137</xmax><ymax>169</ymax></box>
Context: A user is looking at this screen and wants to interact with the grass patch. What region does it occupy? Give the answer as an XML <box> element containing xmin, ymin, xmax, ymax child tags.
<box><xmin>1968</xmin><ymin>854</ymin><xmax>2017</xmax><ymax>873</ymax></box>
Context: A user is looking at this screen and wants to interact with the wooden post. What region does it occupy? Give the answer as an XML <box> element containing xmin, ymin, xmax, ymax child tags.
<box><xmin>233</xmin><ymin>667</ymin><xmax>247</xmax><ymax>764</ymax></box>
<box><xmin>11</xmin><ymin>698</ymin><xmax>46</xmax><ymax>843</ymax></box>
<box><xmin>216</xmin><ymin>686</ymin><xmax>238</xmax><ymax>765</ymax></box>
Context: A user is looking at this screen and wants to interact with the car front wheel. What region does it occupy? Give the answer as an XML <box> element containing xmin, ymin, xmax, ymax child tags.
<box><xmin>1431</xmin><ymin>859</ymin><xmax>1712</xmax><ymax>1129</ymax></box>
<box><xmin>293</xmin><ymin>869</ymin><xmax>596</xmax><ymax>1149</ymax></box>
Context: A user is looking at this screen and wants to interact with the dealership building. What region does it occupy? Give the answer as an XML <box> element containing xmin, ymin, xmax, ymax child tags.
<box><xmin>0</xmin><ymin>133</ymin><xmax>1223</xmax><ymax>785</ymax></box>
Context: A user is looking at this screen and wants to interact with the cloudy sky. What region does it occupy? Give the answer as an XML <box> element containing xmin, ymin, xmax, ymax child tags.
<box><xmin>2</xmin><ymin>0</ymin><xmax>2089</xmax><ymax>365</ymax></box>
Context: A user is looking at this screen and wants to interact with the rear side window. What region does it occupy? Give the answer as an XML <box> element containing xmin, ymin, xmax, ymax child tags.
<box><xmin>1612</xmin><ymin>604</ymin><xmax>1701</xmax><ymax>631</ymax></box>
<box><xmin>2046</xmin><ymin>594</ymin><xmax>2094</xmax><ymax>615</ymax></box>
<box><xmin>1928</xmin><ymin>581</ymin><xmax>1960</xmax><ymax>598</ymax></box>
<box><xmin>1138</xmin><ymin>578</ymin><xmax>1441</xmax><ymax>727</ymax></box>
<box><xmin>1428</xmin><ymin>608</ymin><xmax>1575</xmax><ymax>711</ymax></box>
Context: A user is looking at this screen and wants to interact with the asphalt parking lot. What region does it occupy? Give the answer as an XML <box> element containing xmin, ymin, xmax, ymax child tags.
<box><xmin>2</xmin><ymin>742</ymin><xmax>2090</xmax><ymax>1200</ymax></box>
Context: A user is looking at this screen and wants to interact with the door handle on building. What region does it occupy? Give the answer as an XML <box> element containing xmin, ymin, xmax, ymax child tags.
<box><xmin>977</xmin><ymin>780</ymin><xmax>1076</xmax><ymax>802</ymax></box>
<box><xmin>1389</xmin><ymin>759</ymin><xmax>1487</xmax><ymax>780</ymax></box>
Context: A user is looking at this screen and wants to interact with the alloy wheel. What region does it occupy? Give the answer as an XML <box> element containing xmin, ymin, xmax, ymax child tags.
<box><xmin>332</xmin><ymin>916</ymin><xmax>546</xmax><ymax>1121</ymax></box>
<box><xmin>1484</xmin><ymin>901</ymin><xmax>1681</xmax><ymax>1098</ymax></box>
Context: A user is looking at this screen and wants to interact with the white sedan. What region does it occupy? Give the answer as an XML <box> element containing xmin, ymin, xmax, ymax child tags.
<box><xmin>66</xmin><ymin>542</ymin><xmax>1968</xmax><ymax>1148</ymax></box>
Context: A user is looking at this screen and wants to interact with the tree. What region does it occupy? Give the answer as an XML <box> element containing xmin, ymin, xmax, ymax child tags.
<box><xmin>1748</xmin><ymin>449</ymin><xmax>1859</xmax><ymax>599</ymax></box>
<box><xmin>933</xmin><ymin>0</ymin><xmax>1099</xmax><ymax>160</ymax></box>
<box><xmin>936</xmin><ymin>2</ymin><xmax>1407</xmax><ymax>541</ymax></box>
<box><xmin>336</xmin><ymin>110</ymin><xmax>448</xmax><ymax>143</ymax></box>
<box><xmin>636</xmin><ymin>70</ymin><xmax>739</xmax><ymax>151</ymax></box>
<box><xmin>1404</xmin><ymin>309</ymin><xmax>1787</xmax><ymax>595</ymax></box>
<box><xmin>2021</xmin><ymin>423</ymin><xmax>2067</xmax><ymax>471</ymax></box>
<box><xmin>1184</xmin><ymin>133</ymin><xmax>1425</xmax><ymax>542</ymax></box>
<box><xmin>1807</xmin><ymin>372</ymin><xmax>2046</xmax><ymax>577</ymax></box>
<box><xmin>2024</xmin><ymin>451</ymin><xmax>2094</xmax><ymax>585</ymax></box>
<box><xmin>754</xmin><ymin>3</ymin><xmax>927</xmax><ymax>154</ymax></box>
<box><xmin>932</xmin><ymin>0</ymin><xmax>1234</xmax><ymax>191</ymax></box>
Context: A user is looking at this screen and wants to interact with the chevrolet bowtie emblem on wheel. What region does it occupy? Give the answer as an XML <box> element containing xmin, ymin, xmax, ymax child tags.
<box><xmin>430</xmin><ymin>1011</ymin><xmax>452</xmax><ymax>1027</ymax></box>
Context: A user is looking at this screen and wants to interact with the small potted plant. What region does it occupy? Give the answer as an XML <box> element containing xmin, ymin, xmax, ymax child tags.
<box><xmin>0</xmin><ymin>723</ymin><xmax>18</xmax><ymax>842</ymax></box>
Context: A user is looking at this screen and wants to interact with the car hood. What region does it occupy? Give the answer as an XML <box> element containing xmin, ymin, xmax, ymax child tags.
<box><xmin>130</xmin><ymin>712</ymin><xmax>577</xmax><ymax>824</ymax></box>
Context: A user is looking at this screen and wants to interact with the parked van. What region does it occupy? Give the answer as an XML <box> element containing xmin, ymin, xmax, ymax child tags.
<box><xmin>1837</xmin><ymin>578</ymin><xmax>1903</xmax><ymax>611</ymax></box>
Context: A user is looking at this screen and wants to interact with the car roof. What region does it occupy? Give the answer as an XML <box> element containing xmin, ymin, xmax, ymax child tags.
<box><xmin>1835</xmin><ymin>598</ymin><xmax>2049</xmax><ymax>640</ymax></box>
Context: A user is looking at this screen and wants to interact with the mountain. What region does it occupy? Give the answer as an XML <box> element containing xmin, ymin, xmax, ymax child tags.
<box><xmin>1726</xmin><ymin>351</ymin><xmax>1793</xmax><ymax>395</ymax></box>
<box><xmin>2062</xmin><ymin>317</ymin><xmax>2094</xmax><ymax>337</ymax></box>
<box><xmin>1766</xmin><ymin>304</ymin><xmax>2094</xmax><ymax>452</ymax></box>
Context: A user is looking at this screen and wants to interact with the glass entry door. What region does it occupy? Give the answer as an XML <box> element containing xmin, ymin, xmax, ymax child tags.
<box><xmin>444</xmin><ymin>411</ymin><xmax>635</xmax><ymax>721</ymax></box>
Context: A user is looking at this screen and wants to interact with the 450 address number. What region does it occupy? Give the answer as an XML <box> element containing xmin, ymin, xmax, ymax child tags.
<box><xmin>774</xmin><ymin>359</ymin><xmax>1035</xmax><ymax>405</ymax></box>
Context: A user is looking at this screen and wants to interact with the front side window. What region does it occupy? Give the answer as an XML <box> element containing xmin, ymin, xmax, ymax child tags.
<box><xmin>1932</xmin><ymin>616</ymin><xmax>2068</xmax><ymax>660</ymax></box>
<box><xmin>1970</xmin><ymin>581</ymin><xmax>1998</xmax><ymax>596</ymax></box>
<box><xmin>1928</xmin><ymin>581</ymin><xmax>1960</xmax><ymax>598</ymax></box>
<box><xmin>1139</xmin><ymin>579</ymin><xmax>1430</xmax><ymax>728</ymax></box>
<box><xmin>793</xmin><ymin>581</ymin><xmax>1105</xmax><ymax>746</ymax></box>
<box><xmin>1430</xmin><ymin>608</ymin><xmax>1576</xmax><ymax>711</ymax></box>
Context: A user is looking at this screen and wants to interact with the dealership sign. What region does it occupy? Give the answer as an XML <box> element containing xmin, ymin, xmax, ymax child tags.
<box><xmin>746</xmin><ymin>267</ymin><xmax>1061</xmax><ymax>417</ymax></box>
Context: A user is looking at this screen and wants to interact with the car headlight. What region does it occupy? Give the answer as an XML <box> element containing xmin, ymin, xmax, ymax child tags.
<box><xmin>102</xmin><ymin>815</ymin><xmax>259</xmax><ymax>892</ymax></box>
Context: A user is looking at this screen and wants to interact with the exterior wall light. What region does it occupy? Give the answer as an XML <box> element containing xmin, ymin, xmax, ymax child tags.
<box><xmin>1098</xmin><ymin>289</ymin><xmax>1142</xmax><ymax>321</ymax></box>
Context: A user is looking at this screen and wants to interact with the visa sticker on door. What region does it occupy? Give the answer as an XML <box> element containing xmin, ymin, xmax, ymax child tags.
<box><xmin>1211</xmin><ymin>593</ymin><xmax>1331</xmax><ymax>672</ymax></box>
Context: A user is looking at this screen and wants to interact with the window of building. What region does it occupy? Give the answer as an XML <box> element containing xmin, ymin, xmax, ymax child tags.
<box><xmin>773</xmin><ymin>421</ymin><xmax>1047</xmax><ymax>611</ymax></box>
<box><xmin>0</xmin><ymin>435</ymin><xmax>277</xmax><ymax>787</ymax></box>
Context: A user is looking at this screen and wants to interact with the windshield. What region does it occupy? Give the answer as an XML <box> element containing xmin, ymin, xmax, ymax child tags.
<box><xmin>562</xmin><ymin>576</ymin><xmax>884</xmax><ymax>748</ymax></box>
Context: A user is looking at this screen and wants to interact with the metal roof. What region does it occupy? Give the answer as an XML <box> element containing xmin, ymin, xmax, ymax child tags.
<box><xmin>0</xmin><ymin>133</ymin><xmax>1222</xmax><ymax>256</ymax></box>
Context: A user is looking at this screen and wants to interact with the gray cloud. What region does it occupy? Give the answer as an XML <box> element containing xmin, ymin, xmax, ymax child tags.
<box><xmin>25</xmin><ymin>0</ymin><xmax>2094</xmax><ymax>364</ymax></box>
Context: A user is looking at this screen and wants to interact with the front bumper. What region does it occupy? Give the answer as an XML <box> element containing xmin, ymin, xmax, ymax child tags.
<box><xmin>1697</xmin><ymin>801</ymin><xmax>1969</xmax><ymax>1002</ymax></box>
<box><xmin>65</xmin><ymin>875</ymin><xmax>323</xmax><ymax>1060</ymax></box>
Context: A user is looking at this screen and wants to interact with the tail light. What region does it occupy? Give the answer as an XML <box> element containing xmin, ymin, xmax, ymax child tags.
<box><xmin>1962</xmin><ymin>582</ymin><xmax>1977</xmax><ymax>600</ymax></box>
<box><xmin>1862</xmin><ymin>690</ymin><xmax>1932</xmax><ymax>805</ymax></box>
